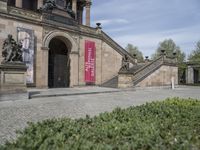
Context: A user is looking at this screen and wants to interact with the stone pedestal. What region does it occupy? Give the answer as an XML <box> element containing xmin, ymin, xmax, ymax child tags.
<box><xmin>118</xmin><ymin>72</ymin><xmax>133</xmax><ymax>88</ymax></box>
<box><xmin>0</xmin><ymin>63</ymin><xmax>27</xmax><ymax>101</ymax></box>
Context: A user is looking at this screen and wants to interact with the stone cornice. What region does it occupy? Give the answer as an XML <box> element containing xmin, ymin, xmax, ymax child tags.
<box><xmin>0</xmin><ymin>7</ymin><xmax>102</xmax><ymax>38</ymax></box>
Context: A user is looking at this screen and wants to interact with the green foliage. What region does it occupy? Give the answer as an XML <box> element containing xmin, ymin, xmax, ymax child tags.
<box><xmin>188</xmin><ymin>41</ymin><xmax>200</xmax><ymax>62</ymax></box>
<box><xmin>1</xmin><ymin>98</ymin><xmax>200</xmax><ymax>150</ymax></box>
<box><xmin>125</xmin><ymin>44</ymin><xmax>144</xmax><ymax>62</ymax></box>
<box><xmin>152</xmin><ymin>39</ymin><xmax>186</xmax><ymax>63</ymax></box>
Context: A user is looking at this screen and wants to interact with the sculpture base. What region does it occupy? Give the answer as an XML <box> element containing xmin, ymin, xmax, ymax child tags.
<box><xmin>118</xmin><ymin>72</ymin><xmax>133</xmax><ymax>88</ymax></box>
<box><xmin>0</xmin><ymin>63</ymin><xmax>27</xmax><ymax>98</ymax></box>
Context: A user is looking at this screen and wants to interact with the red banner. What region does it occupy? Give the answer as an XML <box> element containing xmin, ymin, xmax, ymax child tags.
<box><xmin>85</xmin><ymin>40</ymin><xmax>96</xmax><ymax>83</ymax></box>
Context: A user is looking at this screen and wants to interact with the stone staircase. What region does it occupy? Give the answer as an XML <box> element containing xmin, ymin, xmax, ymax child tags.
<box><xmin>132</xmin><ymin>56</ymin><xmax>163</xmax><ymax>86</ymax></box>
<box><xmin>98</xmin><ymin>29</ymin><xmax>177</xmax><ymax>88</ymax></box>
<box><xmin>101</xmin><ymin>55</ymin><xmax>176</xmax><ymax>88</ymax></box>
<box><xmin>101</xmin><ymin>76</ymin><xmax>118</xmax><ymax>88</ymax></box>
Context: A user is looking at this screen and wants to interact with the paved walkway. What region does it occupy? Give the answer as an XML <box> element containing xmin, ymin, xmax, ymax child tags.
<box><xmin>0</xmin><ymin>86</ymin><xmax>200</xmax><ymax>144</ymax></box>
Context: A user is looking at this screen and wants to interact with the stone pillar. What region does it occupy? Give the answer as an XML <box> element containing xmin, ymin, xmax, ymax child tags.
<box><xmin>0</xmin><ymin>0</ymin><xmax>7</xmax><ymax>13</ymax></box>
<box><xmin>37</xmin><ymin>47</ymin><xmax>49</xmax><ymax>88</ymax></box>
<box><xmin>72</xmin><ymin>0</ymin><xmax>77</xmax><ymax>19</ymax></box>
<box><xmin>85</xmin><ymin>0</ymin><xmax>91</xmax><ymax>26</ymax></box>
<box><xmin>186</xmin><ymin>66</ymin><xmax>194</xmax><ymax>84</ymax></box>
<box><xmin>16</xmin><ymin>0</ymin><xmax>23</xmax><ymax>8</ymax></box>
<box><xmin>70</xmin><ymin>52</ymin><xmax>79</xmax><ymax>87</ymax></box>
<box><xmin>37</xmin><ymin>0</ymin><xmax>43</xmax><ymax>9</ymax></box>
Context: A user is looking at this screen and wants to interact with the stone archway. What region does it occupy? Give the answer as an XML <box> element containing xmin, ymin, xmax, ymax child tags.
<box><xmin>48</xmin><ymin>37</ymin><xmax>70</xmax><ymax>88</ymax></box>
<box><xmin>41</xmin><ymin>31</ymin><xmax>79</xmax><ymax>88</ymax></box>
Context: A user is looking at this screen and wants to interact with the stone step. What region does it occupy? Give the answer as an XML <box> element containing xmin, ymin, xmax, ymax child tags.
<box><xmin>28</xmin><ymin>87</ymin><xmax>121</xmax><ymax>99</ymax></box>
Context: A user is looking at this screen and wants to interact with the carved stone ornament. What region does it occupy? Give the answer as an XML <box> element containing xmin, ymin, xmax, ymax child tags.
<box><xmin>40</xmin><ymin>0</ymin><xmax>56</xmax><ymax>12</ymax></box>
<box><xmin>65</xmin><ymin>2</ymin><xmax>75</xmax><ymax>19</ymax></box>
<box><xmin>2</xmin><ymin>34</ymin><xmax>23</xmax><ymax>63</ymax></box>
<box><xmin>119</xmin><ymin>55</ymin><xmax>130</xmax><ymax>72</ymax></box>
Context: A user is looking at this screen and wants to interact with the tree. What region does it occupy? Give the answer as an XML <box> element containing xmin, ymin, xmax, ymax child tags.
<box><xmin>125</xmin><ymin>44</ymin><xmax>144</xmax><ymax>62</ymax></box>
<box><xmin>188</xmin><ymin>41</ymin><xmax>200</xmax><ymax>62</ymax></box>
<box><xmin>151</xmin><ymin>39</ymin><xmax>186</xmax><ymax>63</ymax></box>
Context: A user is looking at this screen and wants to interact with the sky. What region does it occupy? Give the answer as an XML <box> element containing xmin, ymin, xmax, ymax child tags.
<box><xmin>89</xmin><ymin>0</ymin><xmax>200</xmax><ymax>59</ymax></box>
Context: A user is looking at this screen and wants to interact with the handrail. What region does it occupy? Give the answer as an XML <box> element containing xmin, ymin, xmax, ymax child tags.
<box><xmin>134</xmin><ymin>56</ymin><xmax>163</xmax><ymax>75</ymax></box>
<box><xmin>101</xmin><ymin>31</ymin><xmax>136</xmax><ymax>64</ymax></box>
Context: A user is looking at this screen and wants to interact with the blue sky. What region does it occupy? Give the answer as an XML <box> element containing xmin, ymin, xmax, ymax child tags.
<box><xmin>90</xmin><ymin>0</ymin><xmax>200</xmax><ymax>59</ymax></box>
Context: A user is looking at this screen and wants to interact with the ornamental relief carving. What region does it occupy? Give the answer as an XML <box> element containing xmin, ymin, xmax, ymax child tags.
<box><xmin>9</xmin><ymin>8</ymin><xmax>41</xmax><ymax>21</ymax></box>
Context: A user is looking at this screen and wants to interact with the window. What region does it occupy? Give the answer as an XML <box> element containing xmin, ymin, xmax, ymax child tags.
<box><xmin>7</xmin><ymin>0</ymin><xmax>15</xmax><ymax>6</ymax></box>
<box><xmin>22</xmin><ymin>0</ymin><xmax>38</xmax><ymax>11</ymax></box>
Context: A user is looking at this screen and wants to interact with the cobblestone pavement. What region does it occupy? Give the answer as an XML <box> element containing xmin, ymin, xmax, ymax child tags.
<box><xmin>0</xmin><ymin>86</ymin><xmax>200</xmax><ymax>144</ymax></box>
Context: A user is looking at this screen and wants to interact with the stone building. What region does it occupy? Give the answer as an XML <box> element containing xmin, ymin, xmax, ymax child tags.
<box><xmin>186</xmin><ymin>62</ymin><xmax>200</xmax><ymax>84</ymax></box>
<box><xmin>0</xmin><ymin>0</ymin><xmax>178</xmax><ymax>89</ymax></box>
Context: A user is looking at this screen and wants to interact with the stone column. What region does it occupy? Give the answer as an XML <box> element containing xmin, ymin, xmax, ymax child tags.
<box><xmin>70</xmin><ymin>52</ymin><xmax>79</xmax><ymax>87</ymax></box>
<box><xmin>186</xmin><ymin>66</ymin><xmax>194</xmax><ymax>84</ymax></box>
<box><xmin>37</xmin><ymin>0</ymin><xmax>43</xmax><ymax>9</ymax></box>
<box><xmin>16</xmin><ymin>0</ymin><xmax>22</xmax><ymax>8</ymax></box>
<box><xmin>85</xmin><ymin>0</ymin><xmax>91</xmax><ymax>26</ymax></box>
<box><xmin>72</xmin><ymin>0</ymin><xmax>77</xmax><ymax>19</ymax></box>
<box><xmin>37</xmin><ymin>47</ymin><xmax>49</xmax><ymax>88</ymax></box>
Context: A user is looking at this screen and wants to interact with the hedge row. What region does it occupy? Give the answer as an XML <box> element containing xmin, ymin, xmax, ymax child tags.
<box><xmin>1</xmin><ymin>98</ymin><xmax>200</xmax><ymax>150</ymax></box>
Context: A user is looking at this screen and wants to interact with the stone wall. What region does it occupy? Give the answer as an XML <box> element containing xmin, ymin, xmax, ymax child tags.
<box><xmin>78</xmin><ymin>36</ymin><xmax>122</xmax><ymax>86</ymax></box>
<box><xmin>136</xmin><ymin>65</ymin><xmax>178</xmax><ymax>87</ymax></box>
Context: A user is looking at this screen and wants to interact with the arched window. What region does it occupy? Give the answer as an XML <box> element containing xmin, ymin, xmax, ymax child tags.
<box><xmin>22</xmin><ymin>0</ymin><xmax>38</xmax><ymax>11</ymax></box>
<box><xmin>7</xmin><ymin>0</ymin><xmax>15</xmax><ymax>6</ymax></box>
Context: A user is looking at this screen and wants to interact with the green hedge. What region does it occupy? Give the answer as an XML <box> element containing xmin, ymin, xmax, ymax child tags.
<box><xmin>1</xmin><ymin>98</ymin><xmax>200</xmax><ymax>150</ymax></box>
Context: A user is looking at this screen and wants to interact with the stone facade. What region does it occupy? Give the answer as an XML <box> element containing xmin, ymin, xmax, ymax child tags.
<box><xmin>0</xmin><ymin>1</ymin><xmax>123</xmax><ymax>88</ymax></box>
<box><xmin>0</xmin><ymin>0</ymin><xmax>179</xmax><ymax>90</ymax></box>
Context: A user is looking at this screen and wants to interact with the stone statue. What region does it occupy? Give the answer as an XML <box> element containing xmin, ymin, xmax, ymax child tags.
<box><xmin>2</xmin><ymin>34</ymin><xmax>23</xmax><ymax>63</ymax></box>
<box><xmin>65</xmin><ymin>2</ymin><xmax>75</xmax><ymax>18</ymax></box>
<box><xmin>120</xmin><ymin>55</ymin><xmax>130</xmax><ymax>72</ymax></box>
<box><xmin>40</xmin><ymin>0</ymin><xmax>56</xmax><ymax>12</ymax></box>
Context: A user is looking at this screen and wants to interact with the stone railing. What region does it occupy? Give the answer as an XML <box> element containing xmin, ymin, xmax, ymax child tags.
<box><xmin>79</xmin><ymin>25</ymin><xmax>98</xmax><ymax>36</ymax></box>
<box><xmin>101</xmin><ymin>31</ymin><xmax>136</xmax><ymax>64</ymax></box>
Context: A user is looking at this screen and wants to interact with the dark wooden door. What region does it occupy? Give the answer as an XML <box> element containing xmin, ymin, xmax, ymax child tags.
<box><xmin>194</xmin><ymin>69</ymin><xmax>199</xmax><ymax>83</ymax></box>
<box><xmin>53</xmin><ymin>54</ymin><xmax>68</xmax><ymax>88</ymax></box>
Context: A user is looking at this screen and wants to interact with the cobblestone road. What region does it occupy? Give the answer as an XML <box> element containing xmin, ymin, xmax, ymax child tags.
<box><xmin>0</xmin><ymin>86</ymin><xmax>200</xmax><ymax>144</ymax></box>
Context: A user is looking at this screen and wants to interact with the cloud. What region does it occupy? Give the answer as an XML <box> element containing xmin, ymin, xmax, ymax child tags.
<box><xmin>113</xmin><ymin>25</ymin><xmax>200</xmax><ymax>57</ymax></box>
<box><xmin>91</xmin><ymin>0</ymin><xmax>200</xmax><ymax>58</ymax></box>
<box><xmin>91</xmin><ymin>19</ymin><xmax>129</xmax><ymax>27</ymax></box>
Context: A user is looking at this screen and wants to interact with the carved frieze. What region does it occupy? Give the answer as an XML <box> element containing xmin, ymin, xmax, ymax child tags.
<box><xmin>8</xmin><ymin>7</ymin><xmax>41</xmax><ymax>21</ymax></box>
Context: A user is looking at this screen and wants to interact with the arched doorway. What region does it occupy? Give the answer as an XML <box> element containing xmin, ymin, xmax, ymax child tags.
<box><xmin>48</xmin><ymin>37</ymin><xmax>70</xmax><ymax>88</ymax></box>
